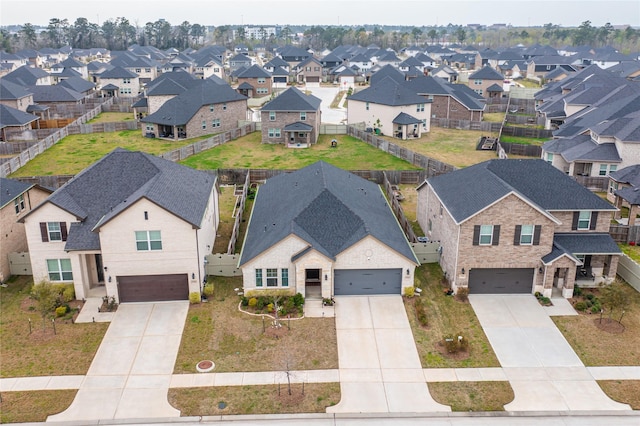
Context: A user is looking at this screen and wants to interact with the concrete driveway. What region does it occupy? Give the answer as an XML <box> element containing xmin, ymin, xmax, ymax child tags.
<box><xmin>327</xmin><ymin>296</ymin><xmax>450</xmax><ymax>413</ymax></box>
<box><xmin>469</xmin><ymin>295</ymin><xmax>630</xmax><ymax>411</ymax></box>
<box><xmin>47</xmin><ymin>302</ymin><xmax>189</xmax><ymax>422</ymax></box>
<box><xmin>305</xmin><ymin>85</ymin><xmax>348</xmax><ymax>124</ymax></box>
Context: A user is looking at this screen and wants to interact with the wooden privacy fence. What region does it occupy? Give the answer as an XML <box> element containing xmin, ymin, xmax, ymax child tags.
<box><xmin>498</xmin><ymin>142</ymin><xmax>542</xmax><ymax>157</ymax></box>
<box><xmin>66</xmin><ymin>121</ymin><xmax>139</xmax><ymax>134</ymax></box>
<box><xmin>573</xmin><ymin>176</ymin><xmax>609</xmax><ymax>192</ymax></box>
<box><xmin>347</xmin><ymin>125</ymin><xmax>457</xmax><ymax>177</ymax></box>
<box><xmin>430</xmin><ymin>119</ymin><xmax>502</xmax><ymax>133</ymax></box>
<box><xmin>227</xmin><ymin>172</ymin><xmax>250</xmax><ymax>255</ymax></box>
<box><xmin>160</xmin><ymin>123</ymin><xmax>256</xmax><ymax>162</ymax></box>
<box><xmin>4</xmin><ymin>128</ymin><xmax>59</xmax><ymax>142</ymax></box>
<box><xmin>609</xmin><ymin>224</ymin><xmax>640</xmax><ymax>244</ymax></box>
<box><xmin>382</xmin><ymin>171</ymin><xmax>417</xmax><ymax>243</ymax></box>
<box><xmin>617</xmin><ymin>255</ymin><xmax>640</xmax><ymax>293</ymax></box>
<box><xmin>501</xmin><ymin>126</ymin><xmax>553</xmax><ymax>139</ymax></box>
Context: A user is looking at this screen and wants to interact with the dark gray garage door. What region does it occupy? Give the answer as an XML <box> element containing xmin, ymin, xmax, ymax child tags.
<box><xmin>117</xmin><ymin>274</ymin><xmax>189</xmax><ymax>302</ymax></box>
<box><xmin>334</xmin><ymin>269</ymin><xmax>402</xmax><ymax>295</ymax></box>
<box><xmin>468</xmin><ymin>268</ymin><xmax>534</xmax><ymax>294</ymax></box>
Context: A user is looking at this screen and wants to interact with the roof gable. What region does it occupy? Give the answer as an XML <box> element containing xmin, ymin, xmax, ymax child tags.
<box><xmin>261</xmin><ymin>86</ymin><xmax>321</xmax><ymax>112</ymax></box>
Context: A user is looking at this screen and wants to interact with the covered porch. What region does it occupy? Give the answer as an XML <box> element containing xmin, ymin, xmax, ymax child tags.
<box><xmin>392</xmin><ymin>112</ymin><xmax>423</xmax><ymax>140</ymax></box>
<box><xmin>100</xmin><ymin>83</ymin><xmax>119</xmax><ymax>98</ymax></box>
<box><xmin>284</xmin><ymin>122</ymin><xmax>313</xmax><ymax>148</ymax></box>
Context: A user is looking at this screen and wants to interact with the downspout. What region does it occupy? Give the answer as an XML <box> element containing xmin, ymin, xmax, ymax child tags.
<box><xmin>195</xmin><ymin>228</ymin><xmax>202</xmax><ymax>294</ymax></box>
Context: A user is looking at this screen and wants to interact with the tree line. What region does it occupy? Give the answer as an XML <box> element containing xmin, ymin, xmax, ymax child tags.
<box><xmin>2</xmin><ymin>18</ymin><xmax>639</xmax><ymax>54</ymax></box>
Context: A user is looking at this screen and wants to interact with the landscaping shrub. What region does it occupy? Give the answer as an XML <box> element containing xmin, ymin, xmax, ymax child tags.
<box><xmin>189</xmin><ymin>292</ymin><xmax>201</xmax><ymax>304</ymax></box>
<box><xmin>574</xmin><ymin>301</ymin><xmax>587</xmax><ymax>311</ymax></box>
<box><xmin>248</xmin><ymin>297</ymin><xmax>258</xmax><ymax>307</ymax></box>
<box><xmin>267</xmin><ymin>303</ymin><xmax>274</xmax><ymax>312</ymax></box>
<box><xmin>55</xmin><ymin>306</ymin><xmax>68</xmax><ymax>317</ymax></box>
<box><xmin>443</xmin><ymin>334</ymin><xmax>458</xmax><ymax>353</ymax></box>
<box><xmin>203</xmin><ymin>283</ymin><xmax>214</xmax><ymax>298</ymax></box>
<box><xmin>404</xmin><ymin>286</ymin><xmax>415</xmax><ymax>297</ymax></box>
<box><xmin>61</xmin><ymin>285</ymin><xmax>75</xmax><ymax>303</ymax></box>
<box><xmin>573</xmin><ymin>285</ymin><xmax>583</xmax><ymax>297</ymax></box>
<box><xmin>241</xmin><ymin>296</ymin><xmax>249</xmax><ymax>306</ymax></box>
<box><xmin>292</xmin><ymin>293</ymin><xmax>304</xmax><ymax>307</ymax></box>
<box><xmin>256</xmin><ymin>298</ymin><xmax>265</xmax><ymax>310</ymax></box>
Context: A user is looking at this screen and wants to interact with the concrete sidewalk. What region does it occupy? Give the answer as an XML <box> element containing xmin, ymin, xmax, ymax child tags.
<box><xmin>45</xmin><ymin>302</ymin><xmax>189</xmax><ymax>422</ymax></box>
<box><xmin>469</xmin><ymin>295</ymin><xmax>631</xmax><ymax>412</ymax></box>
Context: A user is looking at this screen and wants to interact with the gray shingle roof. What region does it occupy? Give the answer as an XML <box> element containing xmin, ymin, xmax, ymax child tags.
<box><xmin>0</xmin><ymin>104</ymin><xmax>39</xmax><ymax>128</ymax></box>
<box><xmin>261</xmin><ymin>86</ymin><xmax>321</xmax><ymax>112</ymax></box>
<box><xmin>560</xmin><ymin>139</ymin><xmax>621</xmax><ymax>163</ymax></box>
<box><xmin>239</xmin><ymin>161</ymin><xmax>417</xmax><ymax>266</ymax></box>
<box><xmin>0</xmin><ymin>178</ymin><xmax>33</xmax><ymax>209</ymax></box>
<box><xmin>553</xmin><ymin>233</ymin><xmax>621</xmax><ymax>255</ymax></box>
<box><xmin>284</xmin><ymin>122</ymin><xmax>313</xmax><ymax>131</ymax></box>
<box><xmin>3</xmin><ymin>65</ymin><xmax>50</xmax><ymax>86</ymax></box>
<box><xmin>25</xmin><ymin>149</ymin><xmax>216</xmax><ymax>251</ymax></box>
<box><xmin>426</xmin><ymin>159</ymin><xmax>615</xmax><ymax>224</ymax></box>
<box><xmin>99</xmin><ymin>66</ymin><xmax>138</xmax><ymax>79</ymax></box>
<box><xmin>610</xmin><ymin>164</ymin><xmax>640</xmax><ymax>186</ymax></box>
<box><xmin>486</xmin><ymin>83</ymin><xmax>504</xmax><ymax>92</ymax></box>
<box><xmin>142</xmin><ymin>79</ymin><xmax>247</xmax><ymax>126</ymax></box>
<box><xmin>392</xmin><ymin>112</ymin><xmax>422</xmax><ymax>125</ymax></box>
<box><xmin>348</xmin><ymin>76</ymin><xmax>426</xmax><ymax>106</ymax></box>
<box><xmin>30</xmin><ymin>85</ymin><xmax>84</xmax><ymax>102</ymax></box>
<box><xmin>616</xmin><ymin>186</ymin><xmax>640</xmax><ymax>205</ymax></box>
<box><xmin>0</xmin><ymin>79</ymin><xmax>33</xmax><ymax>100</ymax></box>
<box><xmin>369</xmin><ymin>64</ymin><xmax>405</xmax><ymax>86</ymax></box>
<box><xmin>470</xmin><ymin>66</ymin><xmax>504</xmax><ymax>80</ymax></box>
<box><xmin>58</xmin><ymin>76</ymin><xmax>96</xmax><ymax>93</ymax></box>
<box><xmin>237</xmin><ymin>64</ymin><xmax>271</xmax><ymax>79</ymax></box>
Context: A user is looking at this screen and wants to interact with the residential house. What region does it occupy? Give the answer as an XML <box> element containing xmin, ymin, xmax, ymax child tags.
<box><xmin>263</xmin><ymin>56</ymin><xmax>290</xmax><ymax>74</ymax></box>
<box><xmin>236</xmin><ymin>65</ymin><xmax>272</xmax><ymax>98</ymax></box>
<box><xmin>271</xmin><ymin>67</ymin><xmax>290</xmax><ymax>88</ymax></box>
<box><xmin>431</xmin><ymin>65</ymin><xmax>458</xmax><ymax>83</ymax></box>
<box><xmin>417</xmin><ymin>159</ymin><xmax>620</xmax><ymax>299</ymax></box>
<box><xmin>608</xmin><ymin>165</ymin><xmax>640</xmax><ymax>226</ymax></box>
<box><xmin>238</xmin><ymin>161</ymin><xmax>419</xmax><ymax>298</ymax></box>
<box><xmin>50</xmin><ymin>57</ymin><xmax>89</xmax><ymax>79</ymax></box>
<box><xmin>3</xmin><ymin>65</ymin><xmax>52</xmax><ymax>86</ymax></box>
<box><xmin>0</xmin><ymin>79</ymin><xmax>34</xmax><ymax>112</ymax></box>
<box><xmin>30</xmin><ymin>85</ymin><xmax>85</xmax><ymax>109</ymax></box>
<box><xmin>141</xmin><ymin>79</ymin><xmax>247</xmax><ymax>139</ymax></box>
<box><xmin>194</xmin><ymin>56</ymin><xmax>225</xmax><ymax>80</ymax></box>
<box><xmin>228</xmin><ymin>53</ymin><xmax>253</xmax><ymax>72</ymax></box>
<box><xmin>347</xmin><ymin>76</ymin><xmax>431</xmax><ymax>139</ymax></box>
<box><xmin>347</xmin><ymin>53</ymin><xmax>372</xmax><ymax>74</ymax></box>
<box><xmin>468</xmin><ymin>66</ymin><xmax>504</xmax><ymax>98</ymax></box>
<box><xmin>295</xmin><ymin>57</ymin><xmax>323</xmax><ymax>85</ymax></box>
<box><xmin>277</xmin><ymin>46</ymin><xmax>312</xmax><ymax>68</ymax></box>
<box><xmin>260</xmin><ymin>86</ymin><xmax>321</xmax><ymax>147</ymax></box>
<box><xmin>20</xmin><ymin>149</ymin><xmax>219</xmax><ymax>302</ymax></box>
<box><xmin>0</xmin><ymin>51</ymin><xmax>29</xmax><ymax>69</ymax></box>
<box><xmin>58</xmin><ymin>77</ymin><xmax>96</xmax><ymax>97</ymax></box>
<box><xmin>526</xmin><ymin>55</ymin><xmax>577</xmax><ymax>79</ymax></box>
<box><xmin>0</xmin><ymin>104</ymin><xmax>40</xmax><ymax>140</ymax></box>
<box><xmin>406</xmin><ymin>75</ymin><xmax>485</xmax><ymax>121</ymax></box>
<box><xmin>15</xmin><ymin>49</ymin><xmax>45</xmax><ymax>68</ymax></box>
<box><xmin>144</xmin><ymin>71</ymin><xmax>201</xmax><ymax>114</ymax></box>
<box><xmin>98</xmin><ymin>66</ymin><xmax>140</xmax><ymax>97</ymax></box>
<box><xmin>109</xmin><ymin>52</ymin><xmax>158</xmax><ymax>84</ymax></box>
<box><xmin>0</xmin><ymin>178</ymin><xmax>52</xmax><ymax>282</ymax></box>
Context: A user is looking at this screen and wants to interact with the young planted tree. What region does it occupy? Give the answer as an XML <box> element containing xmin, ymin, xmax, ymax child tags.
<box><xmin>30</xmin><ymin>281</ymin><xmax>58</xmax><ymax>332</ymax></box>
<box><xmin>599</xmin><ymin>280</ymin><xmax>631</xmax><ymax>324</ymax></box>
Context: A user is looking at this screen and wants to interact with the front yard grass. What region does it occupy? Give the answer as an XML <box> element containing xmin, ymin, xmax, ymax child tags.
<box><xmin>551</xmin><ymin>281</ymin><xmax>640</xmax><ymax>366</ymax></box>
<box><xmin>597</xmin><ymin>380</ymin><xmax>640</xmax><ymax>409</ymax></box>
<box><xmin>428</xmin><ymin>381</ymin><xmax>514</xmax><ymax>411</ymax></box>
<box><xmin>180</xmin><ymin>132</ymin><xmax>419</xmax><ymax>171</ymax></box>
<box><xmin>406</xmin><ymin>263</ymin><xmax>500</xmax><ymax>368</ymax></box>
<box><xmin>169</xmin><ymin>383</ymin><xmax>340</xmax><ymax>415</ymax></box>
<box><xmin>0</xmin><ymin>390</ymin><xmax>77</xmax><ymax>423</ymax></box>
<box><xmin>87</xmin><ymin>112</ymin><xmax>134</xmax><ymax>123</ymax></box>
<box><xmin>0</xmin><ymin>276</ymin><xmax>108</xmax><ymax>377</ymax></box>
<box><xmin>9</xmin><ymin>130</ymin><xmax>207</xmax><ymax>177</ymax></box>
<box><xmin>173</xmin><ymin>277</ymin><xmax>338</xmax><ymax>373</ymax></box>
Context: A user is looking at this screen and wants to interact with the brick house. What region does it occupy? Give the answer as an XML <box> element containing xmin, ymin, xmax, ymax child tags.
<box><xmin>98</xmin><ymin>66</ymin><xmax>140</xmax><ymax>98</ymax></box>
<box><xmin>468</xmin><ymin>66</ymin><xmax>504</xmax><ymax>98</ymax></box>
<box><xmin>141</xmin><ymin>79</ymin><xmax>248</xmax><ymax>139</ymax></box>
<box><xmin>238</xmin><ymin>161</ymin><xmax>418</xmax><ymax>299</ymax></box>
<box><xmin>0</xmin><ymin>79</ymin><xmax>34</xmax><ymax>112</ymax></box>
<box><xmin>260</xmin><ymin>87</ymin><xmax>321</xmax><ymax>147</ymax></box>
<box><xmin>417</xmin><ymin>159</ymin><xmax>620</xmax><ymax>298</ymax></box>
<box><xmin>406</xmin><ymin>75</ymin><xmax>485</xmax><ymax>121</ymax></box>
<box><xmin>0</xmin><ymin>178</ymin><xmax>52</xmax><ymax>282</ymax></box>
<box><xmin>294</xmin><ymin>57</ymin><xmax>323</xmax><ymax>85</ymax></box>
<box><xmin>236</xmin><ymin>65</ymin><xmax>272</xmax><ymax>98</ymax></box>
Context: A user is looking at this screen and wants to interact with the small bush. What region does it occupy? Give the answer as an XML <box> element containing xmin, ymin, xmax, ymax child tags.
<box><xmin>61</xmin><ymin>285</ymin><xmax>75</xmax><ymax>302</ymax></box>
<box><xmin>256</xmin><ymin>298</ymin><xmax>265</xmax><ymax>310</ymax></box>
<box><xmin>404</xmin><ymin>286</ymin><xmax>415</xmax><ymax>297</ymax></box>
<box><xmin>414</xmin><ymin>297</ymin><xmax>428</xmax><ymax>326</ymax></box>
<box><xmin>458</xmin><ymin>332</ymin><xmax>469</xmax><ymax>351</ymax></box>
<box><xmin>203</xmin><ymin>283</ymin><xmax>214</xmax><ymax>297</ymax></box>
<box><xmin>573</xmin><ymin>285</ymin><xmax>583</xmax><ymax>297</ymax></box>
<box><xmin>586</xmin><ymin>293</ymin><xmax>595</xmax><ymax>301</ymax></box>
<box><xmin>248</xmin><ymin>297</ymin><xmax>258</xmax><ymax>307</ymax></box>
<box><xmin>540</xmin><ymin>297</ymin><xmax>551</xmax><ymax>305</ymax></box>
<box><xmin>189</xmin><ymin>292</ymin><xmax>201</xmax><ymax>304</ymax></box>
<box><xmin>575</xmin><ymin>301</ymin><xmax>587</xmax><ymax>311</ymax></box>
<box><xmin>267</xmin><ymin>303</ymin><xmax>274</xmax><ymax>312</ymax></box>
<box><xmin>292</xmin><ymin>293</ymin><xmax>304</xmax><ymax>307</ymax></box>
<box><xmin>456</xmin><ymin>287</ymin><xmax>469</xmax><ymax>302</ymax></box>
<box><xmin>443</xmin><ymin>334</ymin><xmax>458</xmax><ymax>353</ymax></box>
<box><xmin>241</xmin><ymin>296</ymin><xmax>249</xmax><ymax>306</ymax></box>
<box><xmin>55</xmin><ymin>306</ymin><xmax>68</xmax><ymax>317</ymax></box>
<box><xmin>591</xmin><ymin>305</ymin><xmax>601</xmax><ymax>314</ymax></box>
<box><xmin>322</xmin><ymin>297</ymin><xmax>334</xmax><ymax>306</ymax></box>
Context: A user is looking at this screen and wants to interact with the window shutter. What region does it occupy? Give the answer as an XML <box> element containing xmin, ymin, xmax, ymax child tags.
<box><xmin>60</xmin><ymin>222</ymin><xmax>68</xmax><ymax>241</ymax></box>
<box><xmin>492</xmin><ymin>225</ymin><xmax>500</xmax><ymax>246</ymax></box>
<box><xmin>590</xmin><ymin>212</ymin><xmax>598</xmax><ymax>230</ymax></box>
<box><xmin>472</xmin><ymin>225</ymin><xmax>480</xmax><ymax>246</ymax></box>
<box><xmin>572</xmin><ymin>212</ymin><xmax>579</xmax><ymax>230</ymax></box>
<box><xmin>533</xmin><ymin>225</ymin><xmax>542</xmax><ymax>245</ymax></box>
<box><xmin>513</xmin><ymin>225</ymin><xmax>522</xmax><ymax>246</ymax></box>
<box><xmin>40</xmin><ymin>222</ymin><xmax>48</xmax><ymax>242</ymax></box>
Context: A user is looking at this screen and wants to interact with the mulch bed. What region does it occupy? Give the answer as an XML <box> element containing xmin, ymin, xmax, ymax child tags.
<box><xmin>593</xmin><ymin>318</ymin><xmax>625</xmax><ymax>334</ymax></box>
<box><xmin>435</xmin><ymin>341</ymin><xmax>470</xmax><ymax>361</ymax></box>
<box><xmin>264</xmin><ymin>325</ymin><xmax>290</xmax><ymax>339</ymax></box>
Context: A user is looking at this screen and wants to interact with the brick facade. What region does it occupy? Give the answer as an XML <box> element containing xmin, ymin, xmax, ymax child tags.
<box><xmin>260</xmin><ymin>110</ymin><xmax>320</xmax><ymax>145</ymax></box>
<box><xmin>237</xmin><ymin>76</ymin><xmax>272</xmax><ymax>97</ymax></box>
<box><xmin>429</xmin><ymin>95</ymin><xmax>483</xmax><ymax>121</ymax></box>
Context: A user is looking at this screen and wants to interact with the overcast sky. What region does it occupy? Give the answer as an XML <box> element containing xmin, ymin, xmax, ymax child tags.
<box><xmin>1</xmin><ymin>0</ymin><xmax>638</xmax><ymax>28</ymax></box>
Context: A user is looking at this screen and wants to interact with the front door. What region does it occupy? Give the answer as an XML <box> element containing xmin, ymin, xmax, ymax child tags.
<box><xmin>305</xmin><ymin>269</ymin><xmax>321</xmax><ymax>298</ymax></box>
<box><xmin>95</xmin><ymin>254</ymin><xmax>104</xmax><ymax>283</ymax></box>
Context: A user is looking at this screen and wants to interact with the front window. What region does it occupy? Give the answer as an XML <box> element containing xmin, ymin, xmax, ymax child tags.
<box><xmin>268</xmin><ymin>128</ymin><xmax>281</xmax><ymax>138</ymax></box>
<box><xmin>257</xmin><ymin>77</ymin><xmax>265</xmax><ymax>83</ymax></box>
<box><xmin>48</xmin><ymin>222</ymin><xmax>62</xmax><ymax>241</ymax></box>
<box><xmin>577</xmin><ymin>211</ymin><xmax>591</xmax><ymax>230</ymax></box>
<box><xmin>610</xmin><ymin>165</ymin><xmax>617</xmax><ymax>173</ymax></box>
<box><xmin>281</xmin><ymin>268</ymin><xmax>289</xmax><ymax>287</ymax></box>
<box><xmin>47</xmin><ymin>259</ymin><xmax>73</xmax><ymax>281</ymax></box>
<box><xmin>255</xmin><ymin>269</ymin><xmax>263</xmax><ymax>287</ymax></box>
<box><xmin>212</xmin><ymin>119</ymin><xmax>221</xmax><ymax>128</ymax></box>
<box><xmin>520</xmin><ymin>224</ymin><xmax>534</xmax><ymax>245</ymax></box>
<box><xmin>266</xmin><ymin>268</ymin><xmax>278</xmax><ymax>286</ymax></box>
<box><xmin>146</xmin><ymin>124</ymin><xmax>154</xmax><ymax>131</ymax></box>
<box><xmin>609</xmin><ymin>181</ymin><xmax>619</xmax><ymax>194</ymax></box>
<box><xmin>479</xmin><ymin>225</ymin><xmax>493</xmax><ymax>245</ymax></box>
<box><xmin>416</xmin><ymin>103</ymin><xmax>425</xmax><ymax>112</ymax></box>
<box><xmin>135</xmin><ymin>230</ymin><xmax>162</xmax><ymax>251</ymax></box>
<box><xmin>202</xmin><ymin>121</ymin><xmax>206</xmax><ymax>129</ymax></box>
<box><xmin>14</xmin><ymin>194</ymin><xmax>25</xmax><ymax>214</ymax></box>
<box><xmin>546</xmin><ymin>152</ymin><xmax>553</xmax><ymax>163</ymax></box>
<box><xmin>123</xmin><ymin>78</ymin><xmax>131</xmax><ymax>84</ymax></box>
<box><xmin>300</xmin><ymin>111</ymin><xmax>306</xmax><ymax>121</ymax></box>
<box><xmin>474</xmin><ymin>79</ymin><xmax>482</xmax><ymax>85</ymax></box>
<box><xmin>599</xmin><ymin>164</ymin><xmax>608</xmax><ymax>176</ymax></box>
<box><xmin>269</xmin><ymin>111</ymin><xmax>276</xmax><ymax>121</ymax></box>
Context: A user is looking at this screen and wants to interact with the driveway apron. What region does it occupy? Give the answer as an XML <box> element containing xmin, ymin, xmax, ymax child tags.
<box><xmin>47</xmin><ymin>302</ymin><xmax>189</xmax><ymax>422</ymax></box>
<box><xmin>469</xmin><ymin>294</ymin><xmax>630</xmax><ymax>411</ymax></box>
<box><xmin>327</xmin><ymin>296</ymin><xmax>450</xmax><ymax>413</ymax></box>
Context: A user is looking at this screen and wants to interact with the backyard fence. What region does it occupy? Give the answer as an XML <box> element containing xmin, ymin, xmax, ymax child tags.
<box><xmin>382</xmin><ymin>171</ymin><xmax>417</xmax><ymax>243</ymax></box>
<box><xmin>609</xmin><ymin>224</ymin><xmax>640</xmax><ymax>244</ymax></box>
<box><xmin>411</xmin><ymin>242</ymin><xmax>441</xmax><ymax>264</ymax></box>
<box><xmin>205</xmin><ymin>253</ymin><xmax>242</xmax><ymax>277</ymax></box>
<box><xmin>8</xmin><ymin>252</ymin><xmax>32</xmax><ymax>276</ymax></box>
<box><xmin>227</xmin><ymin>172</ymin><xmax>251</xmax><ymax>255</ymax></box>
<box><xmin>617</xmin><ymin>255</ymin><xmax>640</xmax><ymax>293</ymax></box>
<box><xmin>430</xmin><ymin>119</ymin><xmax>501</xmax><ymax>133</ymax></box>
<box><xmin>498</xmin><ymin>142</ymin><xmax>543</xmax><ymax>157</ymax></box>
<box><xmin>500</xmin><ymin>126</ymin><xmax>553</xmax><ymax>139</ymax></box>
<box><xmin>66</xmin><ymin>121</ymin><xmax>139</xmax><ymax>134</ymax></box>
<box><xmin>573</xmin><ymin>176</ymin><xmax>609</xmax><ymax>192</ymax></box>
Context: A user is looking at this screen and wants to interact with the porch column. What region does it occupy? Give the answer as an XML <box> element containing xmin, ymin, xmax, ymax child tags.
<box><xmin>563</xmin><ymin>264</ymin><xmax>577</xmax><ymax>298</ymax></box>
<box><xmin>615</xmin><ymin>196</ymin><xmax>624</xmax><ymax>219</ymax></box>
<box><xmin>606</xmin><ymin>255</ymin><xmax>620</xmax><ymax>279</ymax></box>
<box><xmin>69</xmin><ymin>254</ymin><xmax>89</xmax><ymax>300</ymax></box>
<box><xmin>173</xmin><ymin>126</ymin><xmax>178</xmax><ymax>140</ymax></box>
<box><xmin>629</xmin><ymin>204</ymin><xmax>639</xmax><ymax>227</ymax></box>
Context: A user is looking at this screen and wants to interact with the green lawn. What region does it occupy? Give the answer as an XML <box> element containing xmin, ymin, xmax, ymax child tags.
<box><xmin>180</xmin><ymin>133</ymin><xmax>420</xmax><ymax>171</ymax></box>
<box><xmin>9</xmin><ymin>130</ymin><xmax>206</xmax><ymax>176</ymax></box>
<box><xmin>87</xmin><ymin>112</ymin><xmax>134</xmax><ymax>123</ymax></box>
<box><xmin>483</xmin><ymin>113</ymin><xmax>505</xmax><ymax>123</ymax></box>
<box><xmin>499</xmin><ymin>135</ymin><xmax>548</xmax><ymax>145</ymax></box>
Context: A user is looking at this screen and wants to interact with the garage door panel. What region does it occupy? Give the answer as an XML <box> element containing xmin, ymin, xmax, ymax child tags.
<box><xmin>118</xmin><ymin>274</ymin><xmax>189</xmax><ymax>302</ymax></box>
<box><xmin>469</xmin><ymin>268</ymin><xmax>533</xmax><ymax>294</ymax></box>
<box><xmin>334</xmin><ymin>269</ymin><xmax>401</xmax><ymax>295</ymax></box>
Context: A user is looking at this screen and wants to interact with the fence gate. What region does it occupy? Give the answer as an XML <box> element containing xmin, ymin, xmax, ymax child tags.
<box><xmin>205</xmin><ymin>254</ymin><xmax>242</xmax><ymax>277</ymax></box>
<box><xmin>9</xmin><ymin>252</ymin><xmax>32</xmax><ymax>275</ymax></box>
